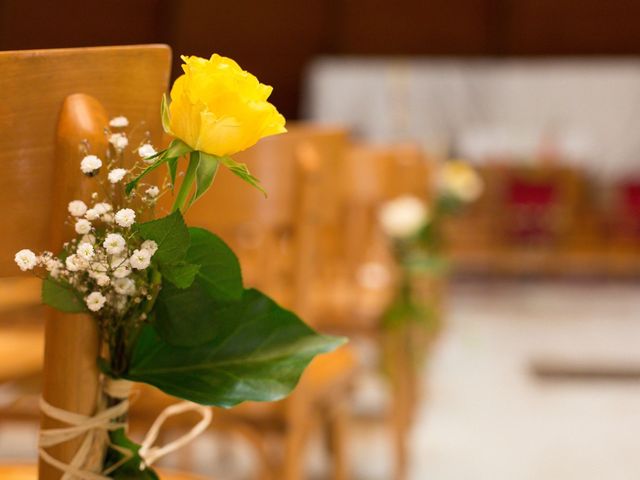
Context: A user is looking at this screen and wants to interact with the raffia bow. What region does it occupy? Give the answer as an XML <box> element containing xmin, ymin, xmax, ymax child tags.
<box><xmin>38</xmin><ymin>379</ymin><xmax>212</xmax><ymax>479</ymax></box>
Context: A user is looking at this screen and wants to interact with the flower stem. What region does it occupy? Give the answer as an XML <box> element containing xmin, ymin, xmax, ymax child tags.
<box><xmin>171</xmin><ymin>152</ymin><xmax>199</xmax><ymax>213</ymax></box>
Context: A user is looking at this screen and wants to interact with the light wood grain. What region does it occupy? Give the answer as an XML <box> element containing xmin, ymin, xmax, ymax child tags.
<box><xmin>0</xmin><ymin>45</ymin><xmax>171</xmax><ymax>274</ymax></box>
<box><xmin>0</xmin><ymin>45</ymin><xmax>171</xmax><ymax>480</ymax></box>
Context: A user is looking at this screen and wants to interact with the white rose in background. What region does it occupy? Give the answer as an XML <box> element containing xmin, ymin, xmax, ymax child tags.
<box><xmin>437</xmin><ymin>160</ymin><xmax>484</xmax><ymax>203</ymax></box>
<box><xmin>379</xmin><ymin>195</ymin><xmax>430</xmax><ymax>239</ymax></box>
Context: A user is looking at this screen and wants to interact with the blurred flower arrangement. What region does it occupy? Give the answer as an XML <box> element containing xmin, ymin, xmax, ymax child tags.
<box><xmin>16</xmin><ymin>54</ymin><xmax>343</xmax><ymax>478</ymax></box>
<box><xmin>378</xmin><ymin>159</ymin><xmax>483</xmax><ymax>332</ymax></box>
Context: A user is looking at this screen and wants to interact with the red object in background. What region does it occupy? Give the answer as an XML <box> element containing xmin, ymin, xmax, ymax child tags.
<box><xmin>506</xmin><ymin>177</ymin><xmax>558</xmax><ymax>244</ymax></box>
<box><xmin>617</xmin><ymin>180</ymin><xmax>640</xmax><ymax>237</ymax></box>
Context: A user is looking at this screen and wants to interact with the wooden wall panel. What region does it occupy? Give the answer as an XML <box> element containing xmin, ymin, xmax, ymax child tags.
<box><xmin>158</xmin><ymin>0</ymin><xmax>334</xmax><ymax>120</ymax></box>
<box><xmin>501</xmin><ymin>0</ymin><xmax>640</xmax><ymax>55</ymax></box>
<box><xmin>1</xmin><ymin>0</ymin><xmax>640</xmax><ymax>117</ymax></box>
<box><xmin>0</xmin><ymin>0</ymin><xmax>161</xmax><ymax>50</ymax></box>
<box><xmin>333</xmin><ymin>0</ymin><xmax>493</xmax><ymax>55</ymax></box>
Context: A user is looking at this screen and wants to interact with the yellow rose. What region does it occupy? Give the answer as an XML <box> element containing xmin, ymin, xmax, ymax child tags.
<box><xmin>168</xmin><ymin>54</ymin><xmax>286</xmax><ymax>157</ymax></box>
<box><xmin>438</xmin><ymin>160</ymin><xmax>484</xmax><ymax>202</ymax></box>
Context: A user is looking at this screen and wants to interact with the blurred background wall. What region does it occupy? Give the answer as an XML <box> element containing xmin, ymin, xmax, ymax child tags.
<box><xmin>3</xmin><ymin>0</ymin><xmax>640</xmax><ymax>120</ymax></box>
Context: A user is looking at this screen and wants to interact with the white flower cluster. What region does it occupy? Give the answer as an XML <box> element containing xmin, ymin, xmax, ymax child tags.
<box><xmin>15</xmin><ymin>116</ymin><xmax>165</xmax><ymax>316</ymax></box>
<box><xmin>16</xmin><ymin>221</ymin><xmax>158</xmax><ymax>312</ymax></box>
<box><xmin>379</xmin><ymin>195</ymin><xmax>430</xmax><ymax>239</ymax></box>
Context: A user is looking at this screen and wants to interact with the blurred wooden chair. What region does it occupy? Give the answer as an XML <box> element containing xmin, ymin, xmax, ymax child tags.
<box><xmin>131</xmin><ymin>124</ymin><xmax>357</xmax><ymax>480</ymax></box>
<box><xmin>0</xmin><ymin>45</ymin><xmax>212</xmax><ymax>480</ymax></box>
<box><xmin>316</xmin><ymin>141</ymin><xmax>434</xmax><ymax>480</ymax></box>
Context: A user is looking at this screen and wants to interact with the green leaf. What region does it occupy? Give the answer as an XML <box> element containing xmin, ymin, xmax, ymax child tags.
<box><xmin>219</xmin><ymin>155</ymin><xmax>266</xmax><ymax>195</ymax></box>
<box><xmin>187</xmin><ymin>151</ymin><xmax>220</xmax><ymax>208</ymax></box>
<box><xmin>167</xmin><ymin>156</ymin><xmax>178</xmax><ymax>187</ymax></box>
<box><xmin>153</xmin><ymin>280</ymin><xmax>218</xmax><ymax>345</ymax></box>
<box><xmin>127</xmin><ymin>289</ymin><xmax>346</xmax><ymax>407</ymax></box>
<box><xmin>42</xmin><ymin>278</ymin><xmax>86</xmax><ymax>313</ymax></box>
<box><xmin>160</xmin><ymin>262</ymin><xmax>200</xmax><ymax>289</ymax></box>
<box><xmin>164</xmin><ymin>138</ymin><xmax>193</xmax><ymax>159</ymax></box>
<box><xmin>125</xmin><ymin>139</ymin><xmax>192</xmax><ymax>194</ymax></box>
<box><xmin>135</xmin><ymin>210</ymin><xmax>190</xmax><ymax>266</ymax></box>
<box><xmin>160</xmin><ymin>93</ymin><xmax>171</xmax><ymax>134</ymax></box>
<box><xmin>153</xmin><ymin>227</ymin><xmax>243</xmax><ymax>345</ymax></box>
<box><xmin>186</xmin><ymin>227</ymin><xmax>243</xmax><ymax>301</ymax></box>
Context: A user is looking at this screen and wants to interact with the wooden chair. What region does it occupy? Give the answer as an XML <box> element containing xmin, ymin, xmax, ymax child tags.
<box><xmin>316</xmin><ymin>142</ymin><xmax>435</xmax><ymax>480</ymax></box>
<box><xmin>0</xmin><ymin>45</ymin><xmax>206</xmax><ymax>480</ymax></box>
<box><xmin>129</xmin><ymin>123</ymin><xmax>357</xmax><ymax>479</ymax></box>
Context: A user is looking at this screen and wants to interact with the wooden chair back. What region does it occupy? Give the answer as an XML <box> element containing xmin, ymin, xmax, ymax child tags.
<box><xmin>342</xmin><ymin>142</ymin><xmax>431</xmax><ymax>281</ymax></box>
<box><xmin>0</xmin><ymin>45</ymin><xmax>171</xmax><ymax>480</ymax></box>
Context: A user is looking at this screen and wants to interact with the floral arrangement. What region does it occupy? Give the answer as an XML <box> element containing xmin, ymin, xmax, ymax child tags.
<box><xmin>15</xmin><ymin>54</ymin><xmax>343</xmax><ymax>478</ymax></box>
<box><xmin>377</xmin><ymin>159</ymin><xmax>483</xmax><ymax>330</ymax></box>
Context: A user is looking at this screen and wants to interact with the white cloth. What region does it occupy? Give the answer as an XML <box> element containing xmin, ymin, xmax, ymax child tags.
<box><xmin>303</xmin><ymin>57</ymin><xmax>640</xmax><ymax>180</ymax></box>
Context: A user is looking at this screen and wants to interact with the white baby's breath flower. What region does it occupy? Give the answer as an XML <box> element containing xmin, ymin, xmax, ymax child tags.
<box><xmin>145</xmin><ymin>186</ymin><xmax>160</xmax><ymax>198</ymax></box>
<box><xmin>113</xmin><ymin>295</ymin><xmax>128</xmax><ymax>312</ymax></box>
<box><xmin>76</xmin><ymin>242</ymin><xmax>95</xmax><ymax>261</ymax></box>
<box><xmin>46</xmin><ymin>257</ymin><xmax>63</xmax><ymax>279</ymax></box>
<box><xmin>138</xmin><ymin>143</ymin><xmax>157</xmax><ymax>161</ymax></box>
<box><xmin>141</xmin><ymin>240</ymin><xmax>158</xmax><ymax>256</ymax></box>
<box><xmin>94</xmin><ymin>202</ymin><xmax>112</xmax><ymax>215</ymax></box>
<box><xmin>65</xmin><ymin>254</ymin><xmax>87</xmax><ymax>272</ymax></box>
<box><xmin>379</xmin><ymin>195</ymin><xmax>429</xmax><ymax>239</ymax></box>
<box><xmin>108</xmin><ymin>168</ymin><xmax>127</xmax><ymax>184</ymax></box>
<box><xmin>91</xmin><ymin>259</ymin><xmax>109</xmax><ymax>274</ymax></box>
<box><xmin>68</xmin><ymin>200</ymin><xmax>87</xmax><ymax>217</ymax></box>
<box><xmin>103</xmin><ymin>233</ymin><xmax>126</xmax><ymax>255</ymax></box>
<box><xmin>81</xmin><ymin>234</ymin><xmax>96</xmax><ymax>245</ymax></box>
<box><xmin>75</xmin><ymin>218</ymin><xmax>91</xmax><ymax>235</ymax></box>
<box><xmin>45</xmin><ymin>257</ymin><xmax>63</xmax><ymax>273</ymax></box>
<box><xmin>75</xmin><ymin>219</ymin><xmax>92</xmax><ymax>235</ymax></box>
<box><xmin>80</xmin><ymin>155</ymin><xmax>102</xmax><ymax>175</ymax></box>
<box><xmin>114</xmin><ymin>208</ymin><xmax>135</xmax><ymax>228</ymax></box>
<box><xmin>109</xmin><ymin>133</ymin><xmax>129</xmax><ymax>150</ymax></box>
<box><xmin>130</xmin><ymin>249</ymin><xmax>151</xmax><ymax>270</ymax></box>
<box><xmin>111</xmin><ymin>257</ymin><xmax>131</xmax><ymax>278</ymax></box>
<box><xmin>109</xmin><ymin>116</ymin><xmax>129</xmax><ymax>128</ymax></box>
<box><xmin>113</xmin><ymin>277</ymin><xmax>136</xmax><ymax>296</ymax></box>
<box><xmin>94</xmin><ymin>273</ymin><xmax>110</xmax><ymax>287</ymax></box>
<box><xmin>102</xmin><ymin>213</ymin><xmax>114</xmax><ymax>224</ymax></box>
<box><xmin>14</xmin><ymin>249</ymin><xmax>37</xmax><ymax>271</ymax></box>
<box><xmin>85</xmin><ymin>291</ymin><xmax>106</xmax><ymax>312</ymax></box>
<box><xmin>85</xmin><ymin>208</ymin><xmax>100</xmax><ymax>221</ymax></box>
